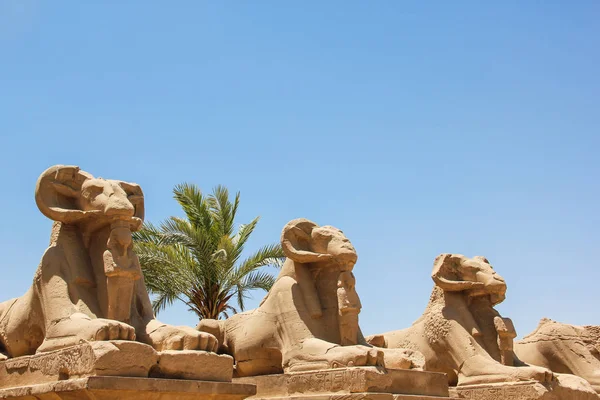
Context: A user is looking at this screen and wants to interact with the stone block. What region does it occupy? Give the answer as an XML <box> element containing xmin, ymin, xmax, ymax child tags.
<box><xmin>154</xmin><ymin>350</ymin><xmax>233</xmax><ymax>381</ymax></box>
<box><xmin>0</xmin><ymin>340</ymin><xmax>235</xmax><ymax>389</ymax></box>
<box><xmin>0</xmin><ymin>376</ymin><xmax>256</xmax><ymax>400</ymax></box>
<box><xmin>450</xmin><ymin>374</ymin><xmax>599</xmax><ymax>400</ymax></box>
<box><xmin>0</xmin><ymin>341</ymin><xmax>157</xmax><ymax>389</ymax></box>
<box><xmin>234</xmin><ymin>367</ymin><xmax>450</xmax><ymax>400</ymax></box>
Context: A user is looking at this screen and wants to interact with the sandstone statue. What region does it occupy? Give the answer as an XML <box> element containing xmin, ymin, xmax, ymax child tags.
<box><xmin>198</xmin><ymin>218</ymin><xmax>423</xmax><ymax>377</ymax></box>
<box><xmin>0</xmin><ymin>165</ymin><xmax>218</xmax><ymax>359</ymax></box>
<box><xmin>366</xmin><ymin>254</ymin><xmax>554</xmax><ymax>386</ymax></box>
<box><xmin>515</xmin><ymin>318</ymin><xmax>600</xmax><ymax>393</ymax></box>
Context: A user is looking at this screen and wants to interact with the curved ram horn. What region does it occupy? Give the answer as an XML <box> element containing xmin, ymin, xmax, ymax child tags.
<box><xmin>280</xmin><ymin>218</ymin><xmax>323</xmax><ymax>319</ymax></box>
<box><xmin>35</xmin><ymin>165</ymin><xmax>94</xmax><ymax>224</ymax></box>
<box><xmin>119</xmin><ymin>181</ymin><xmax>145</xmax><ymax>227</ymax></box>
<box><xmin>431</xmin><ymin>253</ymin><xmax>483</xmax><ymax>292</ymax></box>
<box><xmin>281</xmin><ymin>218</ymin><xmax>322</xmax><ymax>263</ymax></box>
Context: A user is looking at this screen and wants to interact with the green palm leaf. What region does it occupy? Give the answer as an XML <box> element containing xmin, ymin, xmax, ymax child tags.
<box><xmin>133</xmin><ymin>183</ymin><xmax>284</xmax><ymax>321</ymax></box>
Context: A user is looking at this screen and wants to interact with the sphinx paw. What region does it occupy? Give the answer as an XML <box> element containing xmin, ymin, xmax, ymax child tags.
<box><xmin>381</xmin><ymin>348</ymin><xmax>423</xmax><ymax>370</ymax></box>
<box><xmin>84</xmin><ymin>318</ymin><xmax>136</xmax><ymax>341</ymax></box>
<box><xmin>38</xmin><ymin>316</ymin><xmax>136</xmax><ymax>353</ymax></box>
<box><xmin>518</xmin><ymin>365</ymin><xmax>553</xmax><ymax>383</ymax></box>
<box><xmin>148</xmin><ymin>324</ymin><xmax>218</xmax><ymax>352</ymax></box>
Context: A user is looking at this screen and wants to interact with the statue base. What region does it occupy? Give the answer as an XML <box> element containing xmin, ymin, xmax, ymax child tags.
<box><xmin>450</xmin><ymin>374</ymin><xmax>598</xmax><ymax>400</ymax></box>
<box><xmin>0</xmin><ymin>340</ymin><xmax>234</xmax><ymax>389</ymax></box>
<box><xmin>234</xmin><ymin>367</ymin><xmax>450</xmax><ymax>400</ymax></box>
<box><xmin>0</xmin><ymin>376</ymin><xmax>256</xmax><ymax>400</ymax></box>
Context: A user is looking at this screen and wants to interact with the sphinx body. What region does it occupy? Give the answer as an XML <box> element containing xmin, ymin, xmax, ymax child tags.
<box><xmin>515</xmin><ymin>319</ymin><xmax>600</xmax><ymax>393</ymax></box>
<box><xmin>366</xmin><ymin>254</ymin><xmax>554</xmax><ymax>386</ymax></box>
<box><xmin>198</xmin><ymin>218</ymin><xmax>423</xmax><ymax>377</ymax></box>
<box><xmin>0</xmin><ymin>165</ymin><xmax>217</xmax><ymax>359</ymax></box>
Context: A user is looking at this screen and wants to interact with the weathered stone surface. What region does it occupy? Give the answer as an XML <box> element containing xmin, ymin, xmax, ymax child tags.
<box><xmin>154</xmin><ymin>350</ymin><xmax>233</xmax><ymax>381</ymax></box>
<box><xmin>0</xmin><ymin>341</ymin><xmax>234</xmax><ymax>387</ymax></box>
<box><xmin>515</xmin><ymin>319</ymin><xmax>600</xmax><ymax>393</ymax></box>
<box><xmin>0</xmin><ymin>341</ymin><xmax>156</xmax><ymax>389</ymax></box>
<box><xmin>365</xmin><ymin>254</ymin><xmax>600</xmax><ymax>398</ymax></box>
<box><xmin>367</xmin><ymin>255</ymin><xmax>555</xmax><ymax>386</ymax></box>
<box><xmin>584</xmin><ymin>326</ymin><xmax>600</xmax><ymax>353</ymax></box>
<box><xmin>451</xmin><ymin>374</ymin><xmax>599</xmax><ymax>400</ymax></box>
<box><xmin>234</xmin><ymin>367</ymin><xmax>450</xmax><ymax>399</ymax></box>
<box><xmin>243</xmin><ymin>395</ymin><xmax>447</xmax><ymax>400</ymax></box>
<box><xmin>198</xmin><ymin>219</ymin><xmax>423</xmax><ymax>378</ymax></box>
<box><xmin>0</xmin><ymin>165</ymin><xmax>218</xmax><ymax>363</ymax></box>
<box><xmin>0</xmin><ymin>376</ymin><xmax>256</xmax><ymax>400</ymax></box>
<box><xmin>0</xmin><ymin>165</ymin><xmax>225</xmax><ymax>384</ymax></box>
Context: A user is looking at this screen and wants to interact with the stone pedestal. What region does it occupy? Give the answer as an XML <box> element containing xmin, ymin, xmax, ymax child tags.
<box><xmin>234</xmin><ymin>367</ymin><xmax>451</xmax><ymax>400</ymax></box>
<box><xmin>450</xmin><ymin>374</ymin><xmax>599</xmax><ymax>400</ymax></box>
<box><xmin>0</xmin><ymin>376</ymin><xmax>256</xmax><ymax>400</ymax></box>
<box><xmin>0</xmin><ymin>341</ymin><xmax>234</xmax><ymax>388</ymax></box>
<box><xmin>0</xmin><ymin>341</ymin><xmax>255</xmax><ymax>400</ymax></box>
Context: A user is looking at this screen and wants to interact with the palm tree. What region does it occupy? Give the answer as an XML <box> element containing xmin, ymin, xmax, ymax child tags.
<box><xmin>133</xmin><ymin>184</ymin><xmax>284</xmax><ymax>320</ymax></box>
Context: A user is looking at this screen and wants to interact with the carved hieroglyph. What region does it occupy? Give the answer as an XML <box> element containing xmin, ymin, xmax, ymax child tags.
<box><xmin>198</xmin><ymin>218</ymin><xmax>424</xmax><ymax>377</ymax></box>
<box><xmin>515</xmin><ymin>319</ymin><xmax>600</xmax><ymax>393</ymax></box>
<box><xmin>0</xmin><ymin>376</ymin><xmax>256</xmax><ymax>400</ymax></box>
<box><xmin>0</xmin><ymin>165</ymin><xmax>218</xmax><ymax>360</ymax></box>
<box><xmin>234</xmin><ymin>366</ymin><xmax>450</xmax><ymax>400</ymax></box>
<box><xmin>451</xmin><ymin>374</ymin><xmax>599</xmax><ymax>400</ymax></box>
<box><xmin>366</xmin><ymin>254</ymin><xmax>556</xmax><ymax>386</ymax></box>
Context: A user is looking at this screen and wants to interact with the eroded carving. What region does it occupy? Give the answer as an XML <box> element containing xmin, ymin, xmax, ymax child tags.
<box><xmin>367</xmin><ymin>254</ymin><xmax>553</xmax><ymax>386</ymax></box>
<box><xmin>198</xmin><ymin>218</ymin><xmax>423</xmax><ymax>376</ymax></box>
<box><xmin>455</xmin><ymin>384</ymin><xmax>539</xmax><ymax>400</ymax></box>
<box><xmin>0</xmin><ymin>165</ymin><xmax>217</xmax><ymax>359</ymax></box>
<box><xmin>287</xmin><ymin>368</ymin><xmax>368</xmax><ymax>394</ymax></box>
<box><xmin>515</xmin><ymin>318</ymin><xmax>600</xmax><ymax>393</ymax></box>
<box><xmin>453</xmin><ymin>374</ymin><xmax>599</xmax><ymax>400</ymax></box>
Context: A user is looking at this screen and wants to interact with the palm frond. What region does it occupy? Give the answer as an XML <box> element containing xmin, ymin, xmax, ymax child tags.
<box><xmin>151</xmin><ymin>291</ymin><xmax>179</xmax><ymax>315</ymax></box>
<box><xmin>233</xmin><ymin>243</ymin><xmax>285</xmax><ymax>281</ymax></box>
<box><xmin>240</xmin><ymin>270</ymin><xmax>277</xmax><ymax>292</ymax></box>
<box><xmin>236</xmin><ymin>282</ymin><xmax>246</xmax><ymax>312</ymax></box>
<box><xmin>133</xmin><ymin>183</ymin><xmax>280</xmax><ymax>320</ymax></box>
<box><xmin>173</xmin><ymin>183</ymin><xmax>213</xmax><ymax>233</ymax></box>
<box><xmin>230</xmin><ymin>217</ymin><xmax>260</xmax><ymax>263</ymax></box>
<box><xmin>209</xmin><ymin>185</ymin><xmax>236</xmax><ymax>237</ymax></box>
<box><xmin>132</xmin><ymin>222</ymin><xmax>163</xmax><ymax>245</ymax></box>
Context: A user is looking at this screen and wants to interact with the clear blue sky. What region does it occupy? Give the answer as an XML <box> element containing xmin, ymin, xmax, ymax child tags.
<box><xmin>1</xmin><ymin>1</ymin><xmax>598</xmax><ymax>338</ymax></box>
